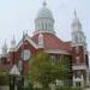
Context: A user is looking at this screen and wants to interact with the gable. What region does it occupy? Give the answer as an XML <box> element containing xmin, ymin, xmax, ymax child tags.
<box><xmin>14</xmin><ymin>35</ymin><xmax>39</xmax><ymax>52</ymax></box>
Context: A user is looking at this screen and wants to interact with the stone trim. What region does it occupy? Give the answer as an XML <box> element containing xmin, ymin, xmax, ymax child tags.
<box><xmin>44</xmin><ymin>49</ymin><xmax>70</xmax><ymax>55</ymax></box>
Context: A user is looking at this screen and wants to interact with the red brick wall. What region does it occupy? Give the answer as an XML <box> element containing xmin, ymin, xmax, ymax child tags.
<box><xmin>72</xmin><ymin>46</ymin><xmax>85</xmax><ymax>64</ymax></box>
<box><xmin>8</xmin><ymin>40</ymin><xmax>38</xmax><ymax>75</ymax></box>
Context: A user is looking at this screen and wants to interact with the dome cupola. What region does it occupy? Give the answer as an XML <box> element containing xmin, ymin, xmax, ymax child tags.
<box><xmin>34</xmin><ymin>1</ymin><xmax>55</xmax><ymax>35</ymax></box>
<box><xmin>37</xmin><ymin>2</ymin><xmax>54</xmax><ymax>20</ymax></box>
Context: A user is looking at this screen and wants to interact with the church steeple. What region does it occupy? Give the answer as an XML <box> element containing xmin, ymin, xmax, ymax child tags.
<box><xmin>72</xmin><ymin>10</ymin><xmax>82</xmax><ymax>32</ymax></box>
<box><xmin>9</xmin><ymin>35</ymin><xmax>16</xmax><ymax>52</ymax></box>
<box><xmin>34</xmin><ymin>1</ymin><xmax>55</xmax><ymax>35</ymax></box>
<box><xmin>71</xmin><ymin>10</ymin><xmax>86</xmax><ymax>48</ymax></box>
<box><xmin>71</xmin><ymin>10</ymin><xmax>89</xmax><ymax>87</ymax></box>
<box><xmin>2</xmin><ymin>40</ymin><xmax>8</xmax><ymax>57</ymax></box>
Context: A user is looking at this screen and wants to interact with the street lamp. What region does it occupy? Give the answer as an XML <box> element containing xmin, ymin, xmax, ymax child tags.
<box><xmin>9</xmin><ymin>64</ymin><xmax>20</xmax><ymax>90</ymax></box>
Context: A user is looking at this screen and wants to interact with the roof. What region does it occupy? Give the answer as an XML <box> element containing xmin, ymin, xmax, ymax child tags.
<box><xmin>32</xmin><ymin>33</ymin><xmax>71</xmax><ymax>51</ymax></box>
<box><xmin>9</xmin><ymin>34</ymin><xmax>39</xmax><ymax>52</ymax></box>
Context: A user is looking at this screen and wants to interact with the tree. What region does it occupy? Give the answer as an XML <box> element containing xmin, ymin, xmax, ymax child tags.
<box><xmin>0</xmin><ymin>68</ymin><xmax>9</xmax><ymax>85</ymax></box>
<box><xmin>28</xmin><ymin>51</ymin><xmax>71</xmax><ymax>89</ymax></box>
<box><xmin>28</xmin><ymin>52</ymin><xmax>53</xmax><ymax>89</ymax></box>
<box><xmin>59</xmin><ymin>56</ymin><xmax>72</xmax><ymax>86</ymax></box>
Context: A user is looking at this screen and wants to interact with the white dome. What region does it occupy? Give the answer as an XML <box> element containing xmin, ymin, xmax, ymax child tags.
<box><xmin>37</xmin><ymin>7</ymin><xmax>54</xmax><ymax>20</ymax></box>
<box><xmin>34</xmin><ymin>2</ymin><xmax>55</xmax><ymax>35</ymax></box>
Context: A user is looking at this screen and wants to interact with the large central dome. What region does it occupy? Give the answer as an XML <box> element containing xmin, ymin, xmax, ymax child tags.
<box><xmin>37</xmin><ymin>5</ymin><xmax>54</xmax><ymax>19</ymax></box>
<box><xmin>34</xmin><ymin>1</ymin><xmax>55</xmax><ymax>35</ymax></box>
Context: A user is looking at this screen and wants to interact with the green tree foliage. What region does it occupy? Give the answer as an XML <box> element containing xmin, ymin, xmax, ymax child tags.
<box><xmin>28</xmin><ymin>51</ymin><xmax>71</xmax><ymax>89</ymax></box>
<box><xmin>53</xmin><ymin>56</ymin><xmax>71</xmax><ymax>80</ymax></box>
<box><xmin>28</xmin><ymin>52</ymin><xmax>53</xmax><ymax>88</ymax></box>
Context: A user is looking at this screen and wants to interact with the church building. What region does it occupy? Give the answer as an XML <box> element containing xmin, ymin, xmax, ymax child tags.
<box><xmin>0</xmin><ymin>1</ymin><xmax>89</xmax><ymax>88</ymax></box>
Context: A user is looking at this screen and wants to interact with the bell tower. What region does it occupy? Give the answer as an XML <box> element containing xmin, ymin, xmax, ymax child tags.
<box><xmin>71</xmin><ymin>11</ymin><xmax>86</xmax><ymax>47</ymax></box>
<box><xmin>71</xmin><ymin>10</ymin><xmax>89</xmax><ymax>87</ymax></box>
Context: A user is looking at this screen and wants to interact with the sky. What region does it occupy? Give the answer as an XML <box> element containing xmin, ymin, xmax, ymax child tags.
<box><xmin>0</xmin><ymin>0</ymin><xmax>90</xmax><ymax>54</ymax></box>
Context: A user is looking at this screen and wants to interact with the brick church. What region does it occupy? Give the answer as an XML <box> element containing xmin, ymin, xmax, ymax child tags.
<box><xmin>0</xmin><ymin>1</ymin><xmax>89</xmax><ymax>88</ymax></box>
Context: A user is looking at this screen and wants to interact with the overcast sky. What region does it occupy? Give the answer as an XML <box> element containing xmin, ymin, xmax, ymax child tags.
<box><xmin>0</xmin><ymin>0</ymin><xmax>90</xmax><ymax>53</ymax></box>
